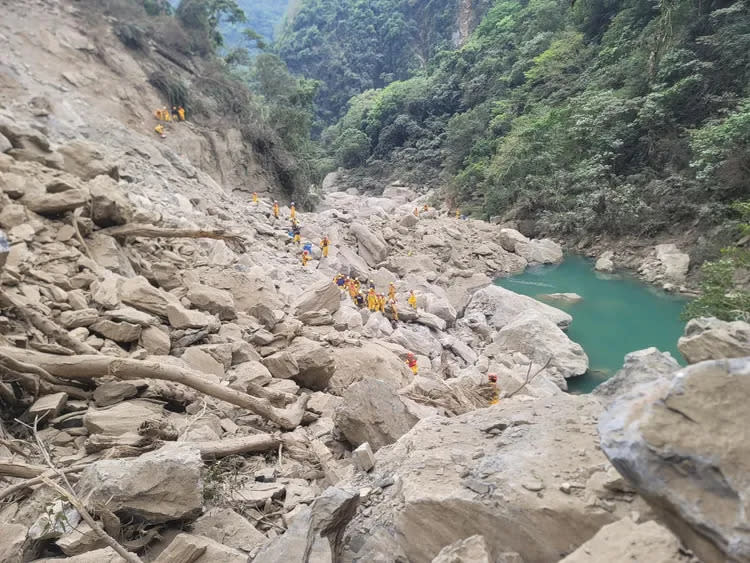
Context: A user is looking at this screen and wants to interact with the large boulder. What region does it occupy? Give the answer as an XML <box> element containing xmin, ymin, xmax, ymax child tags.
<box><xmin>488</xmin><ymin>312</ymin><xmax>588</xmax><ymax>389</ymax></box>
<box><xmin>88</xmin><ymin>233</ymin><xmax>135</xmax><ymax>277</ymax></box>
<box><xmin>336</xmin><ymin>246</ymin><xmax>372</xmax><ymax>278</ymax></box>
<box><xmin>432</xmin><ymin>535</ymin><xmax>493</xmax><ymax>563</ymax></box>
<box><xmin>196</xmin><ymin>267</ymin><xmax>282</xmax><ymax>315</ymax></box>
<box><xmin>20</xmin><ymin>185</ymin><xmax>89</xmax><ymax>215</ymax></box>
<box><xmin>329</xmin><ymin>341</ymin><xmax>412</xmax><ymax>394</ymax></box>
<box><xmin>595</xmin><ymin>251</ymin><xmax>615</xmax><ymax>273</ymax></box>
<box><xmin>88</xmin><ymin>175</ymin><xmax>132</xmax><ymax>227</ymax></box>
<box><xmin>465</xmin><ymin>285</ymin><xmax>571</xmax><ymax>331</ymax></box>
<box><xmin>340</xmin><ymin>394</ymin><xmax>633</xmax><ymax>562</ymax></box>
<box><xmin>599</xmin><ymin>357</ymin><xmax>750</xmax><ymax>563</ymax></box>
<box><xmin>58</xmin><ymin>140</ymin><xmax>118</xmax><ymax>181</ymax></box>
<box><xmin>186</xmin><ymin>284</ymin><xmax>236</xmax><ymax>321</ymax></box>
<box><xmin>351</xmin><ymin>222</ymin><xmax>388</xmax><ymax>266</ymax></box>
<box><xmin>388</xmin><ymin>325</ymin><xmax>443</xmax><ymax>358</ymax></box>
<box><xmin>514</xmin><ymin>238</ymin><xmax>564</xmax><ymax>264</ymax></box>
<box><xmin>120</xmin><ymin>276</ymin><xmax>180</xmax><ymax>317</ymax></box>
<box><xmin>76</xmin><ymin>443</ymin><xmax>203</xmax><ymax>522</ymax></box>
<box><xmin>335</xmin><ymin>379</ymin><xmax>419</xmax><ymax>451</ymax></box>
<box><xmin>83</xmin><ymin>399</ymin><xmax>166</xmax><ymax>436</ymax></box>
<box><xmin>294</xmin><ymin>279</ymin><xmax>341</xmax><ymax>316</ymax></box>
<box><xmin>498</xmin><ymin>228</ymin><xmax>529</xmax><ymax>253</ymax></box>
<box><xmin>559</xmin><ymin>518</ymin><xmax>684</xmax><ymax>563</ymax></box>
<box><xmin>677</xmin><ymin>317</ymin><xmax>750</xmax><ymax>364</ymax></box>
<box><xmin>640</xmin><ymin>244</ymin><xmax>690</xmax><ymax>285</ymax></box>
<box><xmin>154</xmin><ymin>532</ymin><xmax>247</xmax><ymax>562</ymax></box>
<box><xmin>286</xmin><ymin>337</ymin><xmax>336</xmax><ymax>390</ymax></box>
<box><xmin>189</xmin><ymin>508</ymin><xmax>266</xmax><ymax>552</ymax></box>
<box><xmin>593</xmin><ymin>347</ymin><xmax>680</xmax><ymax>406</ymax></box>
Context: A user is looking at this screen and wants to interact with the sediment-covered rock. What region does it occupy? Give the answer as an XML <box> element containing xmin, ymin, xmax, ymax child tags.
<box><xmin>677</xmin><ymin>316</ymin><xmax>750</xmax><ymax>364</ymax></box>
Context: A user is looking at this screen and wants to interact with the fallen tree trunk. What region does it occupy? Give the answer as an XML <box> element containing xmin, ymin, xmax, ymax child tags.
<box><xmin>99</xmin><ymin>224</ymin><xmax>245</xmax><ymax>245</ymax></box>
<box><xmin>0</xmin><ymin>348</ymin><xmax>308</xmax><ymax>430</ymax></box>
<box><xmin>192</xmin><ymin>433</ymin><xmax>279</xmax><ymax>459</ymax></box>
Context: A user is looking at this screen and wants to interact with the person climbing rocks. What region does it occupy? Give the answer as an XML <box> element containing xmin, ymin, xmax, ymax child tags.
<box><xmin>163</xmin><ymin>107</ymin><xmax>171</xmax><ymax>122</ymax></box>
<box><xmin>320</xmin><ymin>236</ymin><xmax>330</xmax><ymax>258</ymax></box>
<box><xmin>408</xmin><ymin>290</ymin><xmax>417</xmax><ymax>310</ymax></box>
<box><xmin>348</xmin><ymin>279</ymin><xmax>358</xmax><ymax>300</ymax></box>
<box><xmin>355</xmin><ymin>292</ymin><xmax>365</xmax><ymax>308</ymax></box>
<box><xmin>390</xmin><ymin>299</ymin><xmax>399</xmax><ymax>321</ymax></box>
<box><xmin>388</xmin><ymin>282</ymin><xmax>396</xmax><ymax>301</ymax></box>
<box><xmin>252</xmin><ymin>192</ymin><xmax>258</xmax><ymax>204</ymax></box>
<box><xmin>413</xmin><ymin>207</ymin><xmax>419</xmax><ymax>217</ymax></box>
<box><xmin>154</xmin><ymin>108</ymin><xmax>163</xmax><ymax>120</ymax></box>
<box><xmin>301</xmin><ymin>250</ymin><xmax>310</xmax><ymax>267</ymax></box>
<box><xmin>423</xmin><ymin>204</ymin><xmax>429</xmax><ymax>212</ymax></box>
<box><xmin>172</xmin><ymin>106</ymin><xmax>178</xmax><ymax>121</ymax></box>
<box><xmin>367</xmin><ymin>287</ymin><xmax>378</xmax><ymax>311</ymax></box>
<box><xmin>273</xmin><ymin>200</ymin><xmax>279</xmax><ymax>219</ymax></box>
<box><xmin>290</xmin><ymin>201</ymin><xmax>296</xmax><ymax>221</ymax></box>
<box><xmin>334</xmin><ymin>273</ymin><xmax>347</xmax><ymax>289</ymax></box>
<box><xmin>455</xmin><ymin>209</ymin><xmax>460</xmax><ymax>219</ymax></box>
<box><xmin>406</xmin><ymin>352</ymin><xmax>418</xmax><ymax>375</ymax></box>
<box><xmin>378</xmin><ymin>293</ymin><xmax>387</xmax><ymax>313</ymax></box>
<box><xmin>293</xmin><ymin>227</ymin><xmax>301</xmax><ymax>245</ymax></box>
<box><xmin>353</xmin><ymin>277</ymin><xmax>361</xmax><ymax>294</ymax></box>
<box><xmin>154</xmin><ymin>124</ymin><xmax>166</xmax><ymax>138</ymax></box>
<box><xmin>488</xmin><ymin>373</ymin><xmax>499</xmax><ymax>405</ymax></box>
<box><xmin>178</xmin><ymin>106</ymin><xmax>186</xmax><ymax>121</ymax></box>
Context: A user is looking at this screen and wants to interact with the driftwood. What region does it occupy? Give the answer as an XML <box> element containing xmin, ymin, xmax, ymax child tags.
<box><xmin>0</xmin><ymin>352</ymin><xmax>90</xmax><ymax>400</ymax></box>
<box><xmin>0</xmin><ymin>462</ymin><xmax>88</xmax><ymax>501</ymax></box>
<box><xmin>192</xmin><ymin>433</ymin><xmax>279</xmax><ymax>459</ymax></box>
<box><xmin>99</xmin><ymin>224</ymin><xmax>245</xmax><ymax>246</ymax></box>
<box><xmin>0</xmin><ymin>289</ymin><xmax>99</xmax><ymax>355</ymax></box>
<box><xmin>0</xmin><ymin>348</ymin><xmax>309</xmax><ymax>430</ymax></box>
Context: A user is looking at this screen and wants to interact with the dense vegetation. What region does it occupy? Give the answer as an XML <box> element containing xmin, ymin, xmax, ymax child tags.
<box><xmin>275</xmin><ymin>0</ymin><xmax>471</xmax><ymax>124</ymax></box>
<box><xmin>310</xmin><ymin>0</ymin><xmax>749</xmax><ymax>247</ymax></box>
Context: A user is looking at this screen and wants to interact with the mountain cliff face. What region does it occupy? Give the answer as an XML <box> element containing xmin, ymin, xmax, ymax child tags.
<box><xmin>276</xmin><ymin>0</ymin><xmax>490</xmax><ymax>124</ymax></box>
<box><xmin>0</xmin><ymin>0</ymin><xmax>302</xmax><ymax>202</ymax></box>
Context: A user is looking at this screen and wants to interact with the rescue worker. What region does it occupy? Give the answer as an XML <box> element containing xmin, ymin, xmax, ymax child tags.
<box><xmin>273</xmin><ymin>200</ymin><xmax>280</xmax><ymax>219</ymax></box>
<box><xmin>355</xmin><ymin>292</ymin><xmax>365</xmax><ymax>308</ymax></box>
<box><xmin>154</xmin><ymin>108</ymin><xmax>163</xmax><ymax>120</ymax></box>
<box><xmin>390</xmin><ymin>299</ymin><xmax>399</xmax><ymax>321</ymax></box>
<box><xmin>290</xmin><ymin>201</ymin><xmax>296</xmax><ymax>221</ymax></box>
<box><xmin>154</xmin><ymin>124</ymin><xmax>166</xmax><ymax>138</ymax></box>
<box><xmin>488</xmin><ymin>373</ymin><xmax>499</xmax><ymax>405</ymax></box>
<box><xmin>348</xmin><ymin>279</ymin><xmax>358</xmax><ymax>300</ymax></box>
<box><xmin>408</xmin><ymin>290</ymin><xmax>417</xmax><ymax>310</ymax></box>
<box><xmin>455</xmin><ymin>209</ymin><xmax>460</xmax><ymax>219</ymax></box>
<box><xmin>406</xmin><ymin>352</ymin><xmax>418</xmax><ymax>375</ymax></box>
<box><xmin>178</xmin><ymin>106</ymin><xmax>186</xmax><ymax>121</ymax></box>
<box><xmin>252</xmin><ymin>192</ymin><xmax>259</xmax><ymax>204</ymax></box>
<box><xmin>367</xmin><ymin>288</ymin><xmax>378</xmax><ymax>311</ymax></box>
<box><xmin>423</xmin><ymin>204</ymin><xmax>429</xmax><ymax>212</ymax></box>
<box><xmin>163</xmin><ymin>107</ymin><xmax>171</xmax><ymax>122</ymax></box>
<box><xmin>388</xmin><ymin>282</ymin><xmax>396</xmax><ymax>301</ymax></box>
<box><xmin>378</xmin><ymin>293</ymin><xmax>387</xmax><ymax>313</ymax></box>
<box><xmin>320</xmin><ymin>236</ymin><xmax>330</xmax><ymax>258</ymax></box>
<box><xmin>413</xmin><ymin>207</ymin><xmax>419</xmax><ymax>217</ymax></box>
<box><xmin>353</xmin><ymin>277</ymin><xmax>361</xmax><ymax>294</ymax></box>
<box><xmin>334</xmin><ymin>273</ymin><xmax>347</xmax><ymax>289</ymax></box>
<box><xmin>301</xmin><ymin>250</ymin><xmax>310</xmax><ymax>267</ymax></box>
<box><xmin>172</xmin><ymin>106</ymin><xmax>178</xmax><ymax>121</ymax></box>
<box><xmin>293</xmin><ymin>227</ymin><xmax>301</xmax><ymax>246</ymax></box>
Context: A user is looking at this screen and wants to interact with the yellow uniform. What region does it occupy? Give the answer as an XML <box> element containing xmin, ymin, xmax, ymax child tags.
<box><xmin>321</xmin><ymin>238</ymin><xmax>330</xmax><ymax>258</ymax></box>
<box><xmin>302</xmin><ymin>252</ymin><xmax>310</xmax><ymax>267</ymax></box>
<box><xmin>163</xmin><ymin>108</ymin><xmax>171</xmax><ymax>122</ymax></box>
<box><xmin>391</xmin><ymin>300</ymin><xmax>399</xmax><ymax>321</ymax></box>
<box><xmin>408</xmin><ymin>291</ymin><xmax>417</xmax><ymax>310</ymax></box>
<box><xmin>273</xmin><ymin>203</ymin><xmax>279</xmax><ymax>218</ymax></box>
<box><xmin>252</xmin><ymin>192</ymin><xmax>258</xmax><ymax>204</ymax></box>
<box><xmin>154</xmin><ymin>124</ymin><xmax>165</xmax><ymax>137</ymax></box>
<box><xmin>456</xmin><ymin>209</ymin><xmax>460</xmax><ymax>219</ymax></box>
<box><xmin>290</xmin><ymin>205</ymin><xmax>296</xmax><ymax>220</ymax></box>
<box><xmin>379</xmin><ymin>295</ymin><xmax>386</xmax><ymax>313</ymax></box>
<box><xmin>367</xmin><ymin>289</ymin><xmax>377</xmax><ymax>311</ymax></box>
<box><xmin>178</xmin><ymin>107</ymin><xmax>186</xmax><ymax>121</ymax></box>
<box><xmin>388</xmin><ymin>283</ymin><xmax>396</xmax><ymax>301</ymax></box>
<box><xmin>293</xmin><ymin>233</ymin><xmax>301</xmax><ymax>245</ymax></box>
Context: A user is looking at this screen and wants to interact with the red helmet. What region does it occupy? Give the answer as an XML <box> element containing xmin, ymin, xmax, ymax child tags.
<box><xmin>488</xmin><ymin>373</ymin><xmax>498</xmax><ymax>383</ymax></box>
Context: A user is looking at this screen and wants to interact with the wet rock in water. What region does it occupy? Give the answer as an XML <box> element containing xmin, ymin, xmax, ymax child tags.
<box><xmin>465</xmin><ymin>285</ymin><xmax>571</xmax><ymax>330</ymax></box>
<box><xmin>593</xmin><ymin>347</ymin><xmax>680</xmax><ymax>406</ymax></box>
<box><xmin>677</xmin><ymin>317</ymin><xmax>750</xmax><ymax>364</ymax></box>
<box><xmin>334</xmin><ymin>379</ymin><xmax>419</xmax><ymax>451</ymax></box>
<box><xmin>599</xmin><ymin>357</ymin><xmax>750</xmax><ymax>563</ymax></box>
<box><xmin>538</xmin><ymin>292</ymin><xmax>583</xmax><ymax>305</ymax></box>
<box><xmin>559</xmin><ymin>518</ymin><xmax>684</xmax><ymax>563</ymax></box>
<box><xmin>595</xmin><ymin>250</ymin><xmax>615</xmax><ymax>273</ymax></box>
<box><xmin>76</xmin><ymin>443</ymin><xmax>203</xmax><ymax>523</ymax></box>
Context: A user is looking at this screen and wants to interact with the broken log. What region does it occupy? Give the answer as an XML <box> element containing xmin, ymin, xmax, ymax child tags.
<box><xmin>99</xmin><ymin>224</ymin><xmax>245</xmax><ymax>245</ymax></box>
<box><xmin>0</xmin><ymin>348</ymin><xmax>309</xmax><ymax>430</ymax></box>
<box><xmin>191</xmin><ymin>433</ymin><xmax>279</xmax><ymax>459</ymax></box>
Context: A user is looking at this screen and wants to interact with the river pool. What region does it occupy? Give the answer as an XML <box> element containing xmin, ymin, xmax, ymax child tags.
<box><xmin>495</xmin><ymin>255</ymin><xmax>688</xmax><ymax>393</ymax></box>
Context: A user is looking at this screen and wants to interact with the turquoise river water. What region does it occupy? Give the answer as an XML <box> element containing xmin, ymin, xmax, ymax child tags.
<box><xmin>496</xmin><ymin>255</ymin><xmax>689</xmax><ymax>393</ymax></box>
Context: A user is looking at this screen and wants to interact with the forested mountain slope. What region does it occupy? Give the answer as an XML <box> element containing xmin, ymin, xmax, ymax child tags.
<box><xmin>276</xmin><ymin>0</ymin><xmax>491</xmax><ymax>124</ymax></box>
<box><xmin>309</xmin><ymin>0</ymin><xmax>750</xmax><ymax>252</ymax></box>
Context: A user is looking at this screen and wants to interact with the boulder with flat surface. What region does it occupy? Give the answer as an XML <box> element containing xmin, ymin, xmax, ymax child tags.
<box><xmin>294</xmin><ymin>279</ymin><xmax>341</xmax><ymax>316</ymax></box>
<box><xmin>286</xmin><ymin>337</ymin><xmax>335</xmax><ymax>390</ymax></box>
<box><xmin>599</xmin><ymin>357</ymin><xmax>750</xmax><ymax>563</ymax></box>
<box><xmin>677</xmin><ymin>317</ymin><xmax>750</xmax><ymax>364</ymax></box>
<box><xmin>76</xmin><ymin>443</ymin><xmax>203</xmax><ymax>523</ymax></box>
<box><xmin>351</xmin><ymin>222</ymin><xmax>388</xmax><ymax>266</ymax></box>
<box><xmin>593</xmin><ymin>347</ymin><xmax>680</xmax><ymax>406</ymax></box>
<box><xmin>329</xmin><ymin>341</ymin><xmax>412</xmax><ymax>394</ymax></box>
<box><xmin>186</xmin><ymin>284</ymin><xmax>237</xmax><ymax>321</ymax></box>
<box><xmin>88</xmin><ymin>175</ymin><xmax>132</xmax><ymax>227</ymax></box>
<box><xmin>120</xmin><ymin>276</ymin><xmax>180</xmax><ymax>317</ymax></box>
<box><xmin>465</xmin><ymin>284</ymin><xmax>571</xmax><ymax>330</ymax></box>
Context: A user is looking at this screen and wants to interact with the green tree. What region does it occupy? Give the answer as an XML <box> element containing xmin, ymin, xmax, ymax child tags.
<box><xmin>176</xmin><ymin>0</ymin><xmax>246</xmax><ymax>53</ymax></box>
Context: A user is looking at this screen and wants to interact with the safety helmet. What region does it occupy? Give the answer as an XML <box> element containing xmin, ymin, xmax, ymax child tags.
<box><xmin>488</xmin><ymin>373</ymin><xmax>498</xmax><ymax>383</ymax></box>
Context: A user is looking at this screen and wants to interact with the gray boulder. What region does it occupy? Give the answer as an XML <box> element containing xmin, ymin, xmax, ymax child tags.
<box><xmin>677</xmin><ymin>317</ymin><xmax>750</xmax><ymax>364</ymax></box>
<box><xmin>294</xmin><ymin>279</ymin><xmax>341</xmax><ymax>316</ymax></box>
<box><xmin>593</xmin><ymin>347</ymin><xmax>680</xmax><ymax>406</ymax></box>
<box><xmin>465</xmin><ymin>285</ymin><xmax>571</xmax><ymax>330</ymax></box>
<box><xmin>351</xmin><ymin>222</ymin><xmax>388</xmax><ymax>266</ymax></box>
<box><xmin>88</xmin><ymin>175</ymin><xmax>132</xmax><ymax>227</ymax></box>
<box><xmin>76</xmin><ymin>443</ymin><xmax>203</xmax><ymax>522</ymax></box>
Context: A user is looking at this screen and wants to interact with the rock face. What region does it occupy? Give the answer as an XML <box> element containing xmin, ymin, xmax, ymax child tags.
<box><xmin>599</xmin><ymin>358</ymin><xmax>750</xmax><ymax>563</ymax></box>
<box><xmin>466</xmin><ymin>285</ymin><xmax>572</xmax><ymax>330</ymax></box>
<box><xmin>294</xmin><ymin>279</ymin><xmax>341</xmax><ymax>316</ymax></box>
<box><xmin>489</xmin><ymin>312</ymin><xmax>588</xmax><ymax>389</ymax></box>
<box><xmin>559</xmin><ymin>518</ymin><xmax>685</xmax><ymax>563</ymax></box>
<box><xmin>76</xmin><ymin>443</ymin><xmax>203</xmax><ymax>522</ymax></box>
<box><xmin>186</xmin><ymin>284</ymin><xmax>236</xmax><ymax>321</ymax></box>
<box><xmin>335</xmin><ymin>379</ymin><xmax>419</xmax><ymax>451</ymax></box>
<box><xmin>593</xmin><ymin>347</ymin><xmax>680</xmax><ymax>406</ymax></box>
<box><xmin>341</xmin><ymin>395</ymin><xmax>630</xmax><ymax>563</ymax></box>
<box><xmin>677</xmin><ymin>317</ymin><xmax>750</xmax><ymax>364</ymax></box>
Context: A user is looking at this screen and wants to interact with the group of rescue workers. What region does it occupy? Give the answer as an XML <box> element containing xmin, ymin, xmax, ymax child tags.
<box><xmin>243</xmin><ymin>192</ymin><xmax>483</xmax><ymax>387</ymax></box>
<box><xmin>153</xmin><ymin>106</ymin><xmax>187</xmax><ymax>138</ymax></box>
